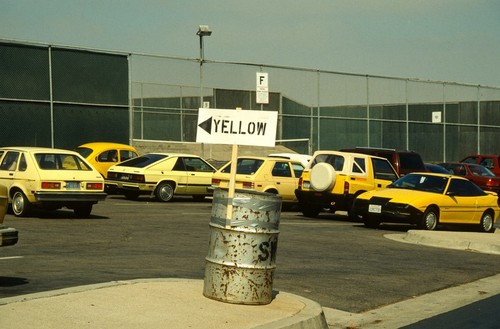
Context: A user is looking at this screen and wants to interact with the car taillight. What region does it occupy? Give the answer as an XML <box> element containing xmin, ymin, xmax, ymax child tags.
<box><xmin>42</xmin><ymin>182</ymin><xmax>61</xmax><ymax>189</ymax></box>
<box><xmin>212</xmin><ymin>178</ymin><xmax>221</xmax><ymax>186</ymax></box>
<box><xmin>343</xmin><ymin>181</ymin><xmax>349</xmax><ymax>194</ymax></box>
<box><xmin>486</xmin><ymin>179</ymin><xmax>500</xmax><ymax>187</ymax></box>
<box><xmin>242</xmin><ymin>181</ymin><xmax>254</xmax><ymax>189</ymax></box>
<box><xmin>298</xmin><ymin>177</ymin><xmax>303</xmax><ymax>188</ymax></box>
<box><xmin>86</xmin><ymin>182</ymin><xmax>103</xmax><ymax>190</ymax></box>
<box><xmin>130</xmin><ymin>174</ymin><xmax>145</xmax><ymax>182</ymax></box>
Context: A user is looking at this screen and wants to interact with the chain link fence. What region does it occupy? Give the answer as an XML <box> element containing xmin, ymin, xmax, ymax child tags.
<box><xmin>2</xmin><ymin>40</ymin><xmax>500</xmax><ymax>162</ymax></box>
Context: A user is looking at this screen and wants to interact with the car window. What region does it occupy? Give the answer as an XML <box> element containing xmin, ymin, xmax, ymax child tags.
<box><xmin>312</xmin><ymin>154</ymin><xmax>344</xmax><ymax>171</ymax></box>
<box><xmin>75</xmin><ymin>147</ymin><xmax>93</xmax><ymax>158</ymax></box>
<box><xmin>271</xmin><ymin>162</ymin><xmax>292</xmax><ymax>177</ymax></box>
<box><xmin>372</xmin><ymin>158</ymin><xmax>398</xmax><ymax>181</ymax></box>
<box><xmin>18</xmin><ymin>154</ymin><xmax>27</xmax><ymax>171</ymax></box>
<box><xmin>480</xmin><ymin>158</ymin><xmax>494</xmax><ymax>169</ymax></box>
<box><xmin>0</xmin><ymin>151</ymin><xmax>20</xmax><ymax>171</ymax></box>
<box><xmin>120</xmin><ymin>150</ymin><xmax>138</xmax><ymax>162</ymax></box>
<box><xmin>35</xmin><ymin>153</ymin><xmax>92</xmax><ymax>170</ymax></box>
<box><xmin>352</xmin><ymin>157</ymin><xmax>366</xmax><ymax>173</ymax></box>
<box><xmin>392</xmin><ymin>174</ymin><xmax>447</xmax><ymax>193</ymax></box>
<box><xmin>183</xmin><ymin>157</ymin><xmax>214</xmax><ymax>172</ymax></box>
<box><xmin>447</xmin><ymin>178</ymin><xmax>485</xmax><ymax>196</ymax></box>
<box><xmin>291</xmin><ymin>163</ymin><xmax>304</xmax><ymax>177</ymax></box>
<box><xmin>97</xmin><ymin>150</ymin><xmax>118</xmax><ymax>162</ymax></box>
<box><xmin>221</xmin><ymin>159</ymin><xmax>264</xmax><ymax>174</ymax></box>
<box><xmin>117</xmin><ymin>154</ymin><xmax>166</xmax><ymax>168</ymax></box>
<box><xmin>399</xmin><ymin>153</ymin><xmax>425</xmax><ymax>170</ymax></box>
<box><xmin>461</xmin><ymin>157</ymin><xmax>477</xmax><ymax>164</ymax></box>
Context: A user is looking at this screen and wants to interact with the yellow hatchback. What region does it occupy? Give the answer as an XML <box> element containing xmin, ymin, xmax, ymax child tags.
<box><xmin>75</xmin><ymin>142</ymin><xmax>139</xmax><ymax>178</ymax></box>
<box><xmin>211</xmin><ymin>156</ymin><xmax>305</xmax><ymax>203</ymax></box>
<box><xmin>106</xmin><ymin>153</ymin><xmax>217</xmax><ymax>202</ymax></box>
<box><xmin>0</xmin><ymin>147</ymin><xmax>107</xmax><ymax>217</ymax></box>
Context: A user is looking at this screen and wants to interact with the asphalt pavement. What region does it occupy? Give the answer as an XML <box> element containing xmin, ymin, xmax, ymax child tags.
<box><xmin>1</xmin><ymin>229</ymin><xmax>500</xmax><ymax>328</ymax></box>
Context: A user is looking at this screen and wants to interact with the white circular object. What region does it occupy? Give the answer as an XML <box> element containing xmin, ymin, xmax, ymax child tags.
<box><xmin>310</xmin><ymin>162</ymin><xmax>336</xmax><ymax>191</ymax></box>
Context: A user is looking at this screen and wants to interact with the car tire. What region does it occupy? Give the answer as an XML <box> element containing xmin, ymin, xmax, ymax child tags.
<box><xmin>155</xmin><ymin>182</ymin><xmax>174</xmax><ymax>202</ymax></box>
<box><xmin>12</xmin><ymin>190</ymin><xmax>31</xmax><ymax>217</ymax></box>
<box><xmin>124</xmin><ymin>191</ymin><xmax>140</xmax><ymax>200</ymax></box>
<box><xmin>479</xmin><ymin>211</ymin><xmax>495</xmax><ymax>233</ymax></box>
<box><xmin>301</xmin><ymin>205</ymin><xmax>321</xmax><ymax>218</ymax></box>
<box><xmin>419</xmin><ymin>207</ymin><xmax>438</xmax><ymax>230</ymax></box>
<box><xmin>192</xmin><ymin>195</ymin><xmax>206</xmax><ymax>202</ymax></box>
<box><xmin>74</xmin><ymin>203</ymin><xmax>93</xmax><ymax>218</ymax></box>
<box><xmin>363</xmin><ymin>216</ymin><xmax>380</xmax><ymax>228</ymax></box>
<box><xmin>310</xmin><ymin>163</ymin><xmax>336</xmax><ymax>192</ymax></box>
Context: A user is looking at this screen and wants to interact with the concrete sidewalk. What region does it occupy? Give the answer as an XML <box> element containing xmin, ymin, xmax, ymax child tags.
<box><xmin>0</xmin><ymin>279</ymin><xmax>328</xmax><ymax>329</ymax></box>
<box><xmin>1</xmin><ymin>229</ymin><xmax>499</xmax><ymax>329</ymax></box>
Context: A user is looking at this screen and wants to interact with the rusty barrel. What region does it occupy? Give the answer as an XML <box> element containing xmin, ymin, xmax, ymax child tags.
<box><xmin>203</xmin><ymin>188</ymin><xmax>282</xmax><ymax>305</ymax></box>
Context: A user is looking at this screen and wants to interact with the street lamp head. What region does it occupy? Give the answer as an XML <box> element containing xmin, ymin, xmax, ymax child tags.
<box><xmin>197</xmin><ymin>25</ymin><xmax>212</xmax><ymax>37</ymax></box>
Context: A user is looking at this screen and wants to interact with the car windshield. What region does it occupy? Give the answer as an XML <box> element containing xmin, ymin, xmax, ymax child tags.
<box><xmin>75</xmin><ymin>147</ymin><xmax>93</xmax><ymax>158</ymax></box>
<box><xmin>117</xmin><ymin>154</ymin><xmax>167</xmax><ymax>168</ymax></box>
<box><xmin>221</xmin><ymin>158</ymin><xmax>264</xmax><ymax>175</ymax></box>
<box><xmin>35</xmin><ymin>153</ymin><xmax>92</xmax><ymax>170</ymax></box>
<box><xmin>389</xmin><ymin>173</ymin><xmax>448</xmax><ymax>194</ymax></box>
<box><xmin>470</xmin><ymin>164</ymin><xmax>495</xmax><ymax>177</ymax></box>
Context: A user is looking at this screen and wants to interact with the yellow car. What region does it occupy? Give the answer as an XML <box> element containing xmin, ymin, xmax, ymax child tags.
<box><xmin>75</xmin><ymin>142</ymin><xmax>139</xmax><ymax>178</ymax></box>
<box><xmin>352</xmin><ymin>172</ymin><xmax>500</xmax><ymax>232</ymax></box>
<box><xmin>0</xmin><ymin>147</ymin><xmax>107</xmax><ymax>217</ymax></box>
<box><xmin>0</xmin><ymin>184</ymin><xmax>18</xmax><ymax>247</ymax></box>
<box><xmin>211</xmin><ymin>156</ymin><xmax>305</xmax><ymax>203</ymax></box>
<box><xmin>106</xmin><ymin>153</ymin><xmax>216</xmax><ymax>202</ymax></box>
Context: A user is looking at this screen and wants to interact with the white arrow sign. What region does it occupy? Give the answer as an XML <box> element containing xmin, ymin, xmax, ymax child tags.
<box><xmin>196</xmin><ymin>108</ymin><xmax>278</xmax><ymax>147</ymax></box>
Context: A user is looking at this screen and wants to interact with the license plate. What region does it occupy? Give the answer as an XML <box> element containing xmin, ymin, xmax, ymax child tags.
<box><xmin>368</xmin><ymin>204</ymin><xmax>382</xmax><ymax>213</ymax></box>
<box><xmin>121</xmin><ymin>174</ymin><xmax>130</xmax><ymax>180</ymax></box>
<box><xmin>66</xmin><ymin>182</ymin><xmax>80</xmax><ymax>190</ymax></box>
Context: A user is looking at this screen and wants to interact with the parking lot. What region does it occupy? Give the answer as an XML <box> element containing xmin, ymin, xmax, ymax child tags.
<box><xmin>1</xmin><ymin>195</ymin><xmax>500</xmax><ymax>313</ymax></box>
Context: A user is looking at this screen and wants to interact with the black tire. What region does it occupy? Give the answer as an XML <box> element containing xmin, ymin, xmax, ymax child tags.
<box><xmin>74</xmin><ymin>203</ymin><xmax>93</xmax><ymax>218</ymax></box>
<box><xmin>12</xmin><ymin>190</ymin><xmax>32</xmax><ymax>217</ymax></box>
<box><xmin>192</xmin><ymin>195</ymin><xmax>206</xmax><ymax>202</ymax></box>
<box><xmin>301</xmin><ymin>205</ymin><xmax>321</xmax><ymax>218</ymax></box>
<box><xmin>479</xmin><ymin>211</ymin><xmax>495</xmax><ymax>233</ymax></box>
<box><xmin>363</xmin><ymin>216</ymin><xmax>380</xmax><ymax>228</ymax></box>
<box><xmin>155</xmin><ymin>182</ymin><xmax>174</xmax><ymax>202</ymax></box>
<box><xmin>419</xmin><ymin>207</ymin><xmax>439</xmax><ymax>230</ymax></box>
<box><xmin>123</xmin><ymin>191</ymin><xmax>140</xmax><ymax>200</ymax></box>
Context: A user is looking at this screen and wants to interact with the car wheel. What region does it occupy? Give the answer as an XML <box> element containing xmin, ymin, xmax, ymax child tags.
<box><xmin>363</xmin><ymin>216</ymin><xmax>380</xmax><ymax>228</ymax></box>
<box><xmin>419</xmin><ymin>207</ymin><xmax>438</xmax><ymax>230</ymax></box>
<box><xmin>192</xmin><ymin>195</ymin><xmax>205</xmax><ymax>202</ymax></box>
<box><xmin>74</xmin><ymin>203</ymin><xmax>93</xmax><ymax>218</ymax></box>
<box><xmin>155</xmin><ymin>182</ymin><xmax>174</xmax><ymax>202</ymax></box>
<box><xmin>479</xmin><ymin>211</ymin><xmax>495</xmax><ymax>233</ymax></box>
<box><xmin>124</xmin><ymin>191</ymin><xmax>140</xmax><ymax>200</ymax></box>
<box><xmin>12</xmin><ymin>190</ymin><xmax>31</xmax><ymax>217</ymax></box>
<box><xmin>301</xmin><ymin>205</ymin><xmax>321</xmax><ymax>218</ymax></box>
<box><xmin>310</xmin><ymin>163</ymin><xmax>336</xmax><ymax>192</ymax></box>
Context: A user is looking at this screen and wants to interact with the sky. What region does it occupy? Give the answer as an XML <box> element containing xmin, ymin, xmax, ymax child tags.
<box><xmin>2</xmin><ymin>0</ymin><xmax>500</xmax><ymax>87</ymax></box>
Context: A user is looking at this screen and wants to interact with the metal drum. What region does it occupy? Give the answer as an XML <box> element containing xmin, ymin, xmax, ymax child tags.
<box><xmin>203</xmin><ymin>188</ymin><xmax>282</xmax><ymax>305</ymax></box>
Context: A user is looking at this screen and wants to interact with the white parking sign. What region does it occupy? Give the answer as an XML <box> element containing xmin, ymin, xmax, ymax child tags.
<box><xmin>196</xmin><ymin>108</ymin><xmax>277</xmax><ymax>147</ymax></box>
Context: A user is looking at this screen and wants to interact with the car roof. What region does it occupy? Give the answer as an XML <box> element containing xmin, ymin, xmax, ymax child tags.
<box><xmin>0</xmin><ymin>146</ymin><xmax>80</xmax><ymax>154</ymax></box>
<box><xmin>311</xmin><ymin>150</ymin><xmax>388</xmax><ymax>162</ymax></box>
<box><xmin>77</xmin><ymin>142</ymin><xmax>137</xmax><ymax>149</ymax></box>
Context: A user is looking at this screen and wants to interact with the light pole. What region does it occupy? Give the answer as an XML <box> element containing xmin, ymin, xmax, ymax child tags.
<box><xmin>197</xmin><ymin>25</ymin><xmax>212</xmax><ymax>108</ymax></box>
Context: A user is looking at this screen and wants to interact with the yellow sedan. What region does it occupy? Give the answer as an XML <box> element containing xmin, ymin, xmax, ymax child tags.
<box><xmin>211</xmin><ymin>156</ymin><xmax>305</xmax><ymax>203</ymax></box>
<box><xmin>352</xmin><ymin>172</ymin><xmax>500</xmax><ymax>232</ymax></box>
<box><xmin>106</xmin><ymin>153</ymin><xmax>216</xmax><ymax>202</ymax></box>
<box><xmin>0</xmin><ymin>147</ymin><xmax>106</xmax><ymax>217</ymax></box>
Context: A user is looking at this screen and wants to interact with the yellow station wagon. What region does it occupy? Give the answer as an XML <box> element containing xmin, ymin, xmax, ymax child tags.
<box><xmin>211</xmin><ymin>156</ymin><xmax>305</xmax><ymax>203</ymax></box>
<box><xmin>106</xmin><ymin>153</ymin><xmax>217</xmax><ymax>202</ymax></box>
<box><xmin>0</xmin><ymin>147</ymin><xmax>107</xmax><ymax>217</ymax></box>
